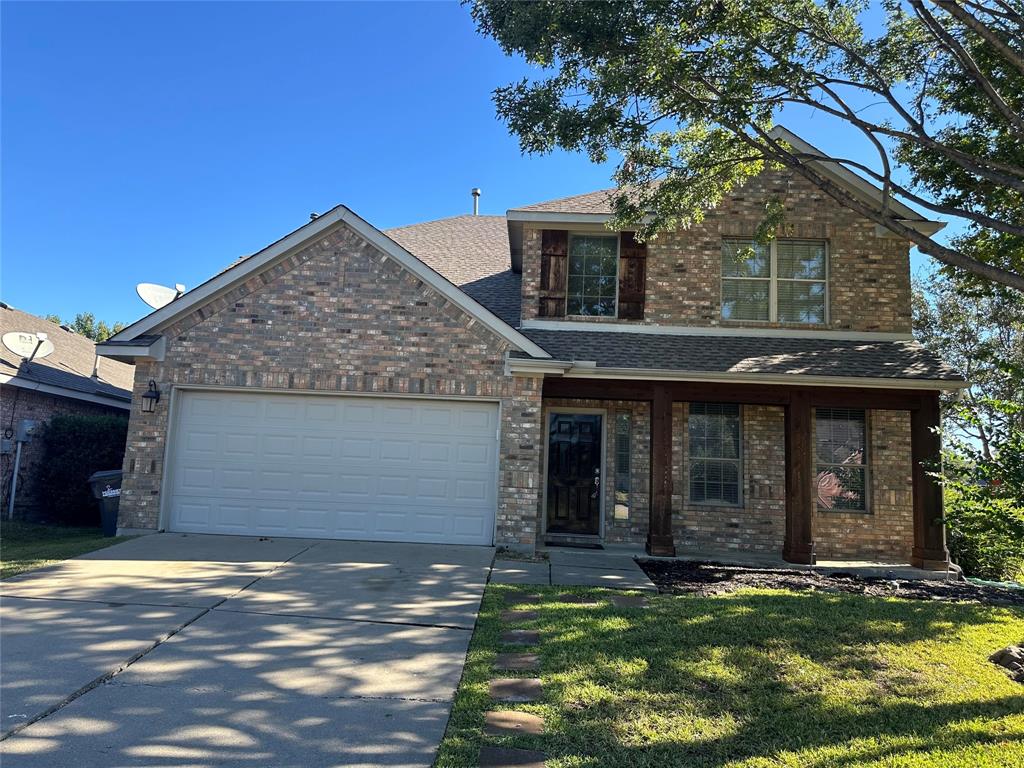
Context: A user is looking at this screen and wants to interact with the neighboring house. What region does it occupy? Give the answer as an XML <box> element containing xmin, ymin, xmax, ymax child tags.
<box><xmin>0</xmin><ymin>304</ymin><xmax>134</xmax><ymax>517</ymax></box>
<box><xmin>98</xmin><ymin>128</ymin><xmax>966</xmax><ymax>569</ymax></box>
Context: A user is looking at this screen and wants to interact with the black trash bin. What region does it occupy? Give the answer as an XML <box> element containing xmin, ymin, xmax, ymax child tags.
<box><xmin>87</xmin><ymin>470</ymin><xmax>123</xmax><ymax>537</ymax></box>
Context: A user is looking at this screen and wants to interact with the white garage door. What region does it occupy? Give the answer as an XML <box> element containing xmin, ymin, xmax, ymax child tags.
<box><xmin>167</xmin><ymin>391</ymin><xmax>498</xmax><ymax>545</ymax></box>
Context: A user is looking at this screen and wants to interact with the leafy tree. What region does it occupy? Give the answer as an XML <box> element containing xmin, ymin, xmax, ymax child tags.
<box><xmin>46</xmin><ymin>312</ymin><xmax>126</xmax><ymax>342</ymax></box>
<box><xmin>469</xmin><ymin>0</ymin><xmax>1024</xmax><ymax>290</ymax></box>
<box><xmin>913</xmin><ymin>270</ymin><xmax>1024</xmax><ymax>457</ymax></box>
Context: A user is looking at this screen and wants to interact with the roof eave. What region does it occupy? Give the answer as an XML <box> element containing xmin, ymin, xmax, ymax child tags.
<box><xmin>505</xmin><ymin>356</ymin><xmax>968</xmax><ymax>392</ymax></box>
<box><xmin>0</xmin><ymin>373</ymin><xmax>132</xmax><ymax>409</ymax></box>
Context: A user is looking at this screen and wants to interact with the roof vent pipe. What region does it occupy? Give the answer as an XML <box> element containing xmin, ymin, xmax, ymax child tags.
<box><xmin>471</xmin><ymin>188</ymin><xmax>481</xmax><ymax>216</ymax></box>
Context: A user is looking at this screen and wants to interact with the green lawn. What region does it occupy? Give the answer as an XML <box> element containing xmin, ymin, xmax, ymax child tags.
<box><xmin>437</xmin><ymin>585</ymin><xmax>1024</xmax><ymax>768</ymax></box>
<box><xmin>0</xmin><ymin>520</ymin><xmax>129</xmax><ymax>579</ymax></box>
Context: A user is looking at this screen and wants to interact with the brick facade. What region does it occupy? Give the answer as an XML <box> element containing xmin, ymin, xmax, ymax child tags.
<box><xmin>117</xmin><ymin>221</ymin><xmax>544</xmax><ymax>547</ymax></box>
<box><xmin>520</xmin><ymin>169</ymin><xmax>912</xmax><ymax>334</ymax></box>
<box><xmin>0</xmin><ymin>385</ymin><xmax>126</xmax><ymax>519</ymax></box>
<box><xmin>812</xmin><ymin>409</ymin><xmax>914</xmax><ymax>561</ymax></box>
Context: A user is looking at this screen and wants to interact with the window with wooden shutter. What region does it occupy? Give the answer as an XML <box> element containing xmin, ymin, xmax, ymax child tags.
<box><xmin>618</xmin><ymin>231</ymin><xmax>646</xmax><ymax>320</ymax></box>
<box><xmin>539</xmin><ymin>229</ymin><xmax>568</xmax><ymax>317</ymax></box>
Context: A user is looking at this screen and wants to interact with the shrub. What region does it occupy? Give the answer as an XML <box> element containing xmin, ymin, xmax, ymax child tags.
<box><xmin>939</xmin><ymin>399</ymin><xmax>1024</xmax><ymax>581</ymax></box>
<box><xmin>33</xmin><ymin>414</ymin><xmax>129</xmax><ymax>526</ymax></box>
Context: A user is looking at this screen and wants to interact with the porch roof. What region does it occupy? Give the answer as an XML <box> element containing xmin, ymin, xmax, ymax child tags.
<box><xmin>511</xmin><ymin>328</ymin><xmax>964</xmax><ymax>384</ymax></box>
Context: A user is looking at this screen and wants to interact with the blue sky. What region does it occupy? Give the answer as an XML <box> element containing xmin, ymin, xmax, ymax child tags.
<box><xmin>3</xmin><ymin>1</ymin><xmax>941</xmax><ymax>328</ymax></box>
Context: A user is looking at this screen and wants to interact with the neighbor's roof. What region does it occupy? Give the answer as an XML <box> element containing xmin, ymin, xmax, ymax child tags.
<box><xmin>0</xmin><ymin>304</ymin><xmax>134</xmax><ymax>405</ymax></box>
<box><xmin>513</xmin><ymin>329</ymin><xmax>964</xmax><ymax>384</ymax></box>
<box><xmin>385</xmin><ymin>215</ymin><xmax>521</xmax><ymax>327</ymax></box>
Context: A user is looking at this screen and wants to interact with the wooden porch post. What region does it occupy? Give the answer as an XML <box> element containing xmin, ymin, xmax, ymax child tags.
<box><xmin>647</xmin><ymin>382</ymin><xmax>676</xmax><ymax>556</ymax></box>
<box><xmin>783</xmin><ymin>390</ymin><xmax>814</xmax><ymax>564</ymax></box>
<box><xmin>911</xmin><ymin>392</ymin><xmax>947</xmax><ymax>569</ymax></box>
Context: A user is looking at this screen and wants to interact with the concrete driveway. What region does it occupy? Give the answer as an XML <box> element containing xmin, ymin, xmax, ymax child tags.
<box><xmin>0</xmin><ymin>533</ymin><xmax>493</xmax><ymax>767</ymax></box>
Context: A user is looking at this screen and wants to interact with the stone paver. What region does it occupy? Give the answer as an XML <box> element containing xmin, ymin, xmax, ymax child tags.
<box><xmin>489</xmin><ymin>678</ymin><xmax>543</xmax><ymax>703</ymax></box>
<box><xmin>500</xmin><ymin>629</ymin><xmax>540</xmax><ymax>646</ymax></box>
<box><xmin>555</xmin><ymin>594</ymin><xmax>600</xmax><ymax>605</ymax></box>
<box><xmin>500</xmin><ymin>610</ymin><xmax>539</xmax><ymax>622</ymax></box>
<box><xmin>610</xmin><ymin>594</ymin><xmax>650</xmax><ymax>609</ymax></box>
<box><xmin>479</xmin><ymin>746</ymin><xmax>548</xmax><ymax>767</ymax></box>
<box><xmin>504</xmin><ymin>593</ymin><xmax>543</xmax><ymax>606</ymax></box>
<box><xmin>493</xmin><ymin>653</ymin><xmax>540</xmax><ymax>671</ymax></box>
<box><xmin>484</xmin><ymin>710</ymin><xmax>545</xmax><ymax>736</ymax></box>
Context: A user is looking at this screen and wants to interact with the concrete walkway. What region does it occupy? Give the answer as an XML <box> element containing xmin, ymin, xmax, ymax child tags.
<box><xmin>490</xmin><ymin>546</ymin><xmax>657</xmax><ymax>591</ymax></box>
<box><xmin>0</xmin><ymin>534</ymin><xmax>493</xmax><ymax>768</ymax></box>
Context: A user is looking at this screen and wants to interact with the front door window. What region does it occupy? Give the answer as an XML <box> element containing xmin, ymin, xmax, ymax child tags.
<box><xmin>546</xmin><ymin>413</ymin><xmax>603</xmax><ymax>535</ymax></box>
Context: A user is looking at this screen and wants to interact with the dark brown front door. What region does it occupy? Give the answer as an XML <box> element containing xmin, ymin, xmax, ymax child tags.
<box><xmin>546</xmin><ymin>413</ymin><xmax>602</xmax><ymax>535</ymax></box>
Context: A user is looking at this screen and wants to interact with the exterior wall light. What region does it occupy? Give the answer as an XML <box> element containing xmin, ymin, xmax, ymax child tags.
<box><xmin>141</xmin><ymin>380</ymin><xmax>161</xmax><ymax>413</ymax></box>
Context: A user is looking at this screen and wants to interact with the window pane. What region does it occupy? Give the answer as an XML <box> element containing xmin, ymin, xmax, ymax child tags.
<box><xmin>722</xmin><ymin>279</ymin><xmax>769</xmax><ymax>321</ymax></box>
<box><xmin>777</xmin><ymin>240</ymin><xmax>826</xmax><ymax>279</ymax></box>
<box><xmin>689</xmin><ymin>403</ymin><xmax>741</xmax><ymax>506</ymax></box>
<box><xmin>721</xmin><ymin>240</ymin><xmax>770</xmax><ymax>278</ymax></box>
<box><xmin>568</xmin><ymin>234</ymin><xmax>618</xmax><ymax>316</ymax></box>
<box><xmin>815</xmin><ymin>408</ymin><xmax>867</xmax><ymax>511</ymax></box>
<box><xmin>816</xmin><ymin>466</ymin><xmax>866</xmax><ymax>511</ymax></box>
<box><xmin>778</xmin><ymin>281</ymin><xmax>826</xmax><ymax>324</ymax></box>
<box><xmin>614</xmin><ymin>412</ymin><xmax>631</xmax><ymax>520</ymax></box>
<box><xmin>815</xmin><ymin>408</ymin><xmax>866</xmax><ymax>464</ymax></box>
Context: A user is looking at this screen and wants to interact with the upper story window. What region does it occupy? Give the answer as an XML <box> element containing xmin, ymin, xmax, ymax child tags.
<box><xmin>566</xmin><ymin>234</ymin><xmax>619</xmax><ymax>317</ymax></box>
<box><xmin>721</xmin><ymin>239</ymin><xmax>828</xmax><ymax>324</ymax></box>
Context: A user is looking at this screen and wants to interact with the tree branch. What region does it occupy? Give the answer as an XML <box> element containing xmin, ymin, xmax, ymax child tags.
<box><xmin>935</xmin><ymin>0</ymin><xmax>1024</xmax><ymax>76</ymax></box>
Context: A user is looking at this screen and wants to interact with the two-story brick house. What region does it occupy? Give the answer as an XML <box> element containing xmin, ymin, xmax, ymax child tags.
<box><xmin>99</xmin><ymin>132</ymin><xmax>965</xmax><ymax>569</ymax></box>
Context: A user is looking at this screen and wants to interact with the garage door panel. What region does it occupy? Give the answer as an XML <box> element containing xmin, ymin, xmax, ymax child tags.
<box><xmin>168</xmin><ymin>392</ymin><xmax>497</xmax><ymax>545</ymax></box>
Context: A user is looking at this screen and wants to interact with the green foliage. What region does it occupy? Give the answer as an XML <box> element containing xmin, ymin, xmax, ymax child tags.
<box><xmin>469</xmin><ymin>0</ymin><xmax>1024</xmax><ymax>289</ymax></box>
<box><xmin>46</xmin><ymin>312</ymin><xmax>126</xmax><ymax>342</ymax></box>
<box><xmin>939</xmin><ymin>399</ymin><xmax>1024</xmax><ymax>581</ymax></box>
<box><xmin>33</xmin><ymin>414</ymin><xmax>129</xmax><ymax>526</ymax></box>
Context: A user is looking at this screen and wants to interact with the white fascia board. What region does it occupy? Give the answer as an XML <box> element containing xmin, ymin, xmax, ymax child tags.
<box><xmin>0</xmin><ymin>374</ymin><xmax>132</xmax><ymax>410</ymax></box>
<box><xmin>106</xmin><ymin>205</ymin><xmax>551</xmax><ymax>359</ymax></box>
<box><xmin>768</xmin><ymin>125</ymin><xmax>945</xmax><ymax>232</ymax></box>
<box><xmin>504</xmin><ymin>358</ymin><xmax>968</xmax><ymax>392</ymax></box>
<box><xmin>96</xmin><ymin>336</ymin><xmax>166</xmax><ymax>362</ymax></box>
<box><xmin>520</xmin><ymin>319</ymin><xmax>914</xmax><ymax>342</ymax></box>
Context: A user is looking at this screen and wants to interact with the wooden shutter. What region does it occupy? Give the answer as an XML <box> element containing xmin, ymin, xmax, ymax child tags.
<box><xmin>617</xmin><ymin>231</ymin><xmax>646</xmax><ymax>320</ymax></box>
<box><xmin>539</xmin><ymin>230</ymin><xmax>568</xmax><ymax>318</ymax></box>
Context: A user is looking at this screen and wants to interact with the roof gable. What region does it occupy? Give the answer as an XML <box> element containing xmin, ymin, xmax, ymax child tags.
<box><xmin>103</xmin><ymin>206</ymin><xmax>548</xmax><ymax>359</ymax></box>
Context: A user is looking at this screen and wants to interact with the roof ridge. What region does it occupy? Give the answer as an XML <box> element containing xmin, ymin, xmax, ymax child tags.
<box><xmin>385</xmin><ymin>213</ymin><xmax>506</xmax><ymax>232</ymax></box>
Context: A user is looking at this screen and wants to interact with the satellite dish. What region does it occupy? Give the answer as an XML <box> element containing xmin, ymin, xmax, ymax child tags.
<box><xmin>3</xmin><ymin>332</ymin><xmax>55</xmax><ymax>362</ymax></box>
<box><xmin>136</xmin><ymin>282</ymin><xmax>185</xmax><ymax>310</ymax></box>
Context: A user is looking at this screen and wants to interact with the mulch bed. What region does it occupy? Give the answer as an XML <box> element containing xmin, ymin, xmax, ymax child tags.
<box><xmin>638</xmin><ymin>558</ymin><xmax>1024</xmax><ymax>607</ymax></box>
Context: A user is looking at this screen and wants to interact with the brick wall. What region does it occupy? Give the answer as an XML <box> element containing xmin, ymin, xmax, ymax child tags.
<box><xmin>812</xmin><ymin>409</ymin><xmax>914</xmax><ymax>561</ymax></box>
<box><xmin>671</xmin><ymin>403</ymin><xmax>788</xmax><ymax>554</ymax></box>
<box><xmin>117</xmin><ymin>221</ymin><xmax>544</xmax><ymax>548</ymax></box>
<box><xmin>0</xmin><ymin>385</ymin><xmax>126</xmax><ymax>518</ymax></box>
<box><xmin>520</xmin><ymin>169</ymin><xmax>912</xmax><ymax>333</ymax></box>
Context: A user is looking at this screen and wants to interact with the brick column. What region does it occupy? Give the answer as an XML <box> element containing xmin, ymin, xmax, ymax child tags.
<box><xmin>647</xmin><ymin>383</ymin><xmax>676</xmax><ymax>556</ymax></box>
<box><xmin>783</xmin><ymin>390</ymin><xmax>814</xmax><ymax>564</ymax></box>
<box><xmin>911</xmin><ymin>392</ymin><xmax>947</xmax><ymax>569</ymax></box>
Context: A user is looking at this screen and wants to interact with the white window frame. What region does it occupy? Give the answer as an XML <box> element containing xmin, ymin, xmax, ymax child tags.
<box><xmin>721</xmin><ymin>239</ymin><xmax>830</xmax><ymax>325</ymax></box>
<box><xmin>566</xmin><ymin>231</ymin><xmax>620</xmax><ymax>318</ymax></box>
<box><xmin>687</xmin><ymin>402</ymin><xmax>744</xmax><ymax>508</ymax></box>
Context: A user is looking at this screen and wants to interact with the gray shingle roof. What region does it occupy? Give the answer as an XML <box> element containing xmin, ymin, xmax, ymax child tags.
<box><xmin>510</xmin><ymin>188</ymin><xmax>619</xmax><ymax>215</ymax></box>
<box><xmin>513</xmin><ymin>328</ymin><xmax>963</xmax><ymax>382</ymax></box>
<box><xmin>385</xmin><ymin>215</ymin><xmax>521</xmax><ymax>326</ymax></box>
<box><xmin>0</xmin><ymin>305</ymin><xmax>134</xmax><ymax>402</ymax></box>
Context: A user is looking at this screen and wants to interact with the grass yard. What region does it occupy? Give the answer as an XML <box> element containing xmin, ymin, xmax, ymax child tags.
<box><xmin>436</xmin><ymin>585</ymin><xmax>1024</xmax><ymax>768</ymax></box>
<box><xmin>0</xmin><ymin>520</ymin><xmax>129</xmax><ymax>579</ymax></box>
